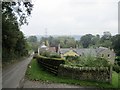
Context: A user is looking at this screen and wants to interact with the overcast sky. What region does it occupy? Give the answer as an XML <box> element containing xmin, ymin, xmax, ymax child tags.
<box><xmin>21</xmin><ymin>0</ymin><xmax>119</xmax><ymax>36</ymax></box>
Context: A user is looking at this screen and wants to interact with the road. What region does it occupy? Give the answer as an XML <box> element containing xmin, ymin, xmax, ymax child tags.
<box><xmin>2</xmin><ymin>56</ymin><xmax>32</xmax><ymax>88</ymax></box>
<box><xmin>23</xmin><ymin>79</ymin><xmax>88</xmax><ymax>88</ymax></box>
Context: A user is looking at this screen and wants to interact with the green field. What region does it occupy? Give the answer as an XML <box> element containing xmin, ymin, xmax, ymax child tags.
<box><xmin>26</xmin><ymin>59</ymin><xmax>119</xmax><ymax>88</ymax></box>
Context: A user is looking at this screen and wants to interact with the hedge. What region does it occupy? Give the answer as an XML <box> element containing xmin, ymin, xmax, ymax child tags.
<box><xmin>36</xmin><ymin>55</ymin><xmax>65</xmax><ymax>75</ymax></box>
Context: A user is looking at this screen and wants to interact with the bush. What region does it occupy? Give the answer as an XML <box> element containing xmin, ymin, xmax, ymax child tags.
<box><xmin>37</xmin><ymin>55</ymin><xmax>65</xmax><ymax>66</ymax></box>
<box><xmin>113</xmin><ymin>65</ymin><xmax>120</xmax><ymax>73</ymax></box>
<box><xmin>49</xmin><ymin>53</ymin><xmax>61</xmax><ymax>58</ymax></box>
<box><xmin>65</xmin><ymin>56</ymin><xmax>79</xmax><ymax>61</ymax></box>
<box><xmin>65</xmin><ymin>55</ymin><xmax>110</xmax><ymax>67</ymax></box>
<box><xmin>36</xmin><ymin>55</ymin><xmax>65</xmax><ymax>74</ymax></box>
<box><xmin>115</xmin><ymin>56</ymin><xmax>120</xmax><ymax>66</ymax></box>
<box><xmin>40</xmin><ymin>51</ymin><xmax>61</xmax><ymax>58</ymax></box>
<box><xmin>40</xmin><ymin>51</ymin><xmax>51</xmax><ymax>57</ymax></box>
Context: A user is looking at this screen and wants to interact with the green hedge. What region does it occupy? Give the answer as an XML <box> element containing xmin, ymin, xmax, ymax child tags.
<box><xmin>36</xmin><ymin>55</ymin><xmax>65</xmax><ymax>74</ymax></box>
<box><xmin>40</xmin><ymin>51</ymin><xmax>61</xmax><ymax>58</ymax></box>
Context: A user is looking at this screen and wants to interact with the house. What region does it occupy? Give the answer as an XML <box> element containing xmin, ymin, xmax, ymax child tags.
<box><xmin>38</xmin><ymin>42</ymin><xmax>115</xmax><ymax>64</ymax></box>
<box><xmin>62</xmin><ymin>50</ymin><xmax>79</xmax><ymax>57</ymax></box>
<box><xmin>38</xmin><ymin>42</ymin><xmax>57</xmax><ymax>55</ymax></box>
<box><xmin>96</xmin><ymin>47</ymin><xmax>115</xmax><ymax>64</ymax></box>
<box><xmin>59</xmin><ymin>46</ymin><xmax>115</xmax><ymax>64</ymax></box>
<box><xmin>59</xmin><ymin>48</ymin><xmax>97</xmax><ymax>57</ymax></box>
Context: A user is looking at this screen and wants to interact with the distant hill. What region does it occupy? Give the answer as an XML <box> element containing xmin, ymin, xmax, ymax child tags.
<box><xmin>26</xmin><ymin>35</ymin><xmax>82</xmax><ymax>41</ymax></box>
<box><xmin>71</xmin><ymin>35</ymin><xmax>81</xmax><ymax>40</ymax></box>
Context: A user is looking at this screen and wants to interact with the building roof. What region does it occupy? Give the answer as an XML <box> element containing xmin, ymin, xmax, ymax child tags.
<box><xmin>63</xmin><ymin>50</ymin><xmax>79</xmax><ymax>56</ymax></box>
<box><xmin>41</xmin><ymin>44</ymin><xmax>47</xmax><ymax>48</ymax></box>
<box><xmin>60</xmin><ymin>48</ymin><xmax>97</xmax><ymax>56</ymax></box>
<box><xmin>48</xmin><ymin>47</ymin><xmax>56</xmax><ymax>52</ymax></box>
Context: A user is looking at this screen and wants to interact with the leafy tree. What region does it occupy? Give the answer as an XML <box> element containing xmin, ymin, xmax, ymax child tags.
<box><xmin>2</xmin><ymin>1</ymin><xmax>33</xmax><ymax>62</ymax></box>
<box><xmin>91</xmin><ymin>35</ymin><xmax>100</xmax><ymax>46</ymax></box>
<box><xmin>27</xmin><ymin>36</ymin><xmax>37</xmax><ymax>42</ymax></box>
<box><xmin>100</xmin><ymin>40</ymin><xmax>112</xmax><ymax>48</ymax></box>
<box><xmin>111</xmin><ymin>34</ymin><xmax>120</xmax><ymax>56</ymax></box>
<box><xmin>27</xmin><ymin>36</ymin><xmax>39</xmax><ymax>52</ymax></box>
<box><xmin>80</xmin><ymin>34</ymin><xmax>94</xmax><ymax>48</ymax></box>
<box><xmin>40</xmin><ymin>36</ymin><xmax>76</xmax><ymax>48</ymax></box>
<box><xmin>57</xmin><ymin>36</ymin><xmax>76</xmax><ymax>48</ymax></box>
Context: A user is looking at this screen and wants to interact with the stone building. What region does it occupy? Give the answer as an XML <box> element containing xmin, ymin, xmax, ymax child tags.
<box><xmin>59</xmin><ymin>46</ymin><xmax>115</xmax><ymax>64</ymax></box>
<box><xmin>38</xmin><ymin>42</ymin><xmax>57</xmax><ymax>55</ymax></box>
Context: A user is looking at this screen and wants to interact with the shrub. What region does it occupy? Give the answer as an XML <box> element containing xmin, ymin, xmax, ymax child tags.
<box><xmin>40</xmin><ymin>51</ymin><xmax>61</xmax><ymax>58</ymax></box>
<box><xmin>65</xmin><ymin>56</ymin><xmax>79</xmax><ymax>61</ymax></box>
<box><xmin>37</xmin><ymin>55</ymin><xmax>65</xmax><ymax>66</ymax></box>
<box><xmin>113</xmin><ymin>65</ymin><xmax>120</xmax><ymax>73</ymax></box>
<box><xmin>49</xmin><ymin>53</ymin><xmax>61</xmax><ymax>58</ymax></box>
<box><xmin>115</xmin><ymin>56</ymin><xmax>120</xmax><ymax>66</ymax></box>
<box><xmin>65</xmin><ymin>55</ymin><xmax>110</xmax><ymax>67</ymax></box>
<box><xmin>36</xmin><ymin>55</ymin><xmax>65</xmax><ymax>74</ymax></box>
<box><xmin>40</xmin><ymin>51</ymin><xmax>51</xmax><ymax>57</ymax></box>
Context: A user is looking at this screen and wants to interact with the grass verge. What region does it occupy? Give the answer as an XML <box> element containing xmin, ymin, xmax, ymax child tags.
<box><xmin>26</xmin><ymin>59</ymin><xmax>119</xmax><ymax>88</ymax></box>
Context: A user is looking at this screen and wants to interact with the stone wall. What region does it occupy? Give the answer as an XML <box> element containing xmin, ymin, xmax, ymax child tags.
<box><xmin>58</xmin><ymin>65</ymin><xmax>112</xmax><ymax>83</ymax></box>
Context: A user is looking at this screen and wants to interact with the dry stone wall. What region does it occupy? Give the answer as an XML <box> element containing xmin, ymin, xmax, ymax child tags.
<box><xmin>58</xmin><ymin>65</ymin><xmax>112</xmax><ymax>83</ymax></box>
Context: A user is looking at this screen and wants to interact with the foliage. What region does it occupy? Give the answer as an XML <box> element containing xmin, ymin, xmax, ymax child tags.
<box><xmin>36</xmin><ymin>55</ymin><xmax>64</xmax><ymax>75</ymax></box>
<box><xmin>111</xmin><ymin>34</ymin><xmax>120</xmax><ymax>56</ymax></box>
<box><xmin>49</xmin><ymin>53</ymin><xmax>61</xmax><ymax>58</ymax></box>
<box><xmin>115</xmin><ymin>56</ymin><xmax>120</xmax><ymax>66</ymax></box>
<box><xmin>40</xmin><ymin>51</ymin><xmax>61</xmax><ymax>58</ymax></box>
<box><xmin>27</xmin><ymin>36</ymin><xmax>39</xmax><ymax>51</ymax></box>
<box><xmin>113</xmin><ymin>65</ymin><xmax>120</xmax><ymax>73</ymax></box>
<box><xmin>26</xmin><ymin>59</ymin><xmax>118</xmax><ymax>88</ymax></box>
<box><xmin>2</xmin><ymin>1</ymin><xmax>33</xmax><ymax>62</ymax></box>
<box><xmin>65</xmin><ymin>56</ymin><xmax>79</xmax><ymax>61</ymax></box>
<box><xmin>100</xmin><ymin>40</ymin><xmax>112</xmax><ymax>48</ymax></box>
<box><xmin>27</xmin><ymin>36</ymin><xmax>37</xmax><ymax>42</ymax></box>
<box><xmin>65</xmin><ymin>55</ymin><xmax>110</xmax><ymax>67</ymax></box>
<box><xmin>80</xmin><ymin>34</ymin><xmax>94</xmax><ymax>48</ymax></box>
<box><xmin>2</xmin><ymin>1</ymin><xmax>33</xmax><ymax>25</ymax></box>
<box><xmin>40</xmin><ymin>51</ymin><xmax>51</xmax><ymax>57</ymax></box>
<box><xmin>40</xmin><ymin>36</ymin><xmax>76</xmax><ymax>48</ymax></box>
<box><xmin>79</xmin><ymin>33</ymin><xmax>113</xmax><ymax>49</ymax></box>
<box><xmin>101</xmin><ymin>31</ymin><xmax>111</xmax><ymax>41</ymax></box>
<box><xmin>36</xmin><ymin>55</ymin><xmax>65</xmax><ymax>69</ymax></box>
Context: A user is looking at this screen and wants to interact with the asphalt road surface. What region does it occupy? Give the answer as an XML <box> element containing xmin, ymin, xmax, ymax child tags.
<box><xmin>23</xmin><ymin>79</ymin><xmax>87</xmax><ymax>88</ymax></box>
<box><xmin>2</xmin><ymin>56</ymin><xmax>32</xmax><ymax>88</ymax></box>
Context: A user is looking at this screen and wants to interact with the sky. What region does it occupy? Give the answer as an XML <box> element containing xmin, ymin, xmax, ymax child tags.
<box><xmin>21</xmin><ymin>0</ymin><xmax>119</xmax><ymax>36</ymax></box>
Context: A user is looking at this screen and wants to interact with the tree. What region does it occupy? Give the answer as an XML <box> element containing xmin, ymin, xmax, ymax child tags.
<box><xmin>80</xmin><ymin>34</ymin><xmax>94</xmax><ymax>48</ymax></box>
<box><xmin>100</xmin><ymin>32</ymin><xmax>112</xmax><ymax>48</ymax></box>
<box><xmin>2</xmin><ymin>1</ymin><xmax>33</xmax><ymax>25</ymax></box>
<box><xmin>27</xmin><ymin>36</ymin><xmax>37</xmax><ymax>42</ymax></box>
<box><xmin>2</xmin><ymin>1</ymin><xmax>33</xmax><ymax>62</ymax></box>
<box><xmin>111</xmin><ymin>34</ymin><xmax>120</xmax><ymax>56</ymax></box>
<box><xmin>100</xmin><ymin>40</ymin><xmax>112</xmax><ymax>48</ymax></box>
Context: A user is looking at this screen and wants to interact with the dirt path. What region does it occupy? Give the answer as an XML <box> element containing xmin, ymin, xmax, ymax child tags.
<box><xmin>2</xmin><ymin>56</ymin><xmax>32</xmax><ymax>88</ymax></box>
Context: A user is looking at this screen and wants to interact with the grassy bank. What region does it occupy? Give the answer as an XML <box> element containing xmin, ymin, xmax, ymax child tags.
<box><xmin>25</xmin><ymin>59</ymin><xmax>119</xmax><ymax>88</ymax></box>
